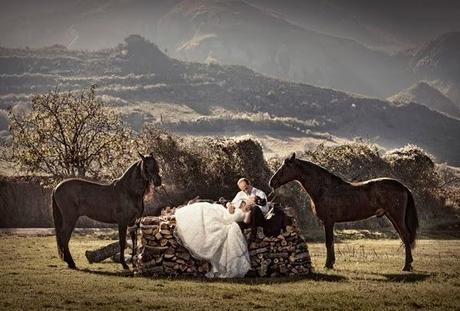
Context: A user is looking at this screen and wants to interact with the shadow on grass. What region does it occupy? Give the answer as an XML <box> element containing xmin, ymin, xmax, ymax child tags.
<box><xmin>334</xmin><ymin>267</ymin><xmax>432</xmax><ymax>283</ymax></box>
<box><xmin>379</xmin><ymin>273</ymin><xmax>431</xmax><ymax>283</ymax></box>
<box><xmin>78</xmin><ymin>268</ymin><xmax>134</xmax><ymax>277</ymax></box>
<box><xmin>77</xmin><ymin>267</ymin><xmax>348</xmax><ymax>284</ymax></box>
<box><xmin>219</xmin><ymin>273</ymin><xmax>348</xmax><ymax>285</ymax></box>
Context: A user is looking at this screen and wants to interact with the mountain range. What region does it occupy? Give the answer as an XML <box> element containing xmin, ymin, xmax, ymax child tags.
<box><xmin>1</xmin><ymin>34</ymin><xmax>459</xmax><ymax>165</ymax></box>
<box><xmin>2</xmin><ymin>0</ymin><xmax>460</xmax><ymax>100</ymax></box>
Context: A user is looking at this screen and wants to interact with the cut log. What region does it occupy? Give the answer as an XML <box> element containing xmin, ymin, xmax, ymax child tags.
<box><xmin>111</xmin><ymin>253</ymin><xmax>133</xmax><ymax>264</ymax></box>
<box><xmin>143</xmin><ymin>245</ymin><xmax>168</xmax><ymax>254</ymax></box>
<box><xmin>85</xmin><ymin>241</ymin><xmax>130</xmax><ymax>264</ymax></box>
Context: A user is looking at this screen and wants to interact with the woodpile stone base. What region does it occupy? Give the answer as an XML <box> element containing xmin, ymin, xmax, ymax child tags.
<box><xmin>134</xmin><ymin>209</ymin><xmax>313</xmax><ymax>277</ymax></box>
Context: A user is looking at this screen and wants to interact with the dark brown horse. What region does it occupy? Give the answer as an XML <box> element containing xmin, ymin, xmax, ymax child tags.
<box><xmin>269</xmin><ymin>153</ymin><xmax>418</xmax><ymax>271</ymax></box>
<box><xmin>52</xmin><ymin>152</ymin><xmax>162</xmax><ymax>270</ymax></box>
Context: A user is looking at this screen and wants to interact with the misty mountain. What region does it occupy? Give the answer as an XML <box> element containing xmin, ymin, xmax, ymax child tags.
<box><xmin>0</xmin><ymin>0</ymin><xmax>179</xmax><ymax>50</ymax></box>
<box><xmin>411</xmin><ymin>32</ymin><xmax>460</xmax><ymax>108</ymax></box>
<box><xmin>2</xmin><ymin>0</ymin><xmax>460</xmax><ymax>101</ymax></box>
<box><xmin>3</xmin><ymin>0</ymin><xmax>460</xmax><ymax>54</ymax></box>
<box><xmin>1</xmin><ymin>35</ymin><xmax>459</xmax><ymax>165</ymax></box>
<box><xmin>389</xmin><ymin>81</ymin><xmax>460</xmax><ymax>119</ymax></box>
<box><xmin>411</xmin><ymin>32</ymin><xmax>460</xmax><ymax>83</ymax></box>
<box><xmin>156</xmin><ymin>0</ymin><xmax>413</xmax><ymax>98</ymax></box>
<box><xmin>247</xmin><ymin>0</ymin><xmax>460</xmax><ymax>53</ymax></box>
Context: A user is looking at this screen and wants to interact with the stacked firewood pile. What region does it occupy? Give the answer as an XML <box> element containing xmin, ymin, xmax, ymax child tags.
<box><xmin>245</xmin><ymin>225</ymin><xmax>312</xmax><ymax>277</ymax></box>
<box><xmin>133</xmin><ymin>207</ymin><xmax>312</xmax><ymax>277</ymax></box>
<box><xmin>133</xmin><ymin>210</ymin><xmax>211</xmax><ymax>277</ymax></box>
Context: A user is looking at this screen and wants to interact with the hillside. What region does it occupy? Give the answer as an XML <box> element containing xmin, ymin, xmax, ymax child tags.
<box><xmin>3</xmin><ymin>0</ymin><xmax>460</xmax><ymax>55</ymax></box>
<box><xmin>0</xmin><ymin>0</ymin><xmax>179</xmax><ymax>50</ymax></box>
<box><xmin>389</xmin><ymin>81</ymin><xmax>460</xmax><ymax>119</ymax></box>
<box><xmin>1</xmin><ymin>36</ymin><xmax>460</xmax><ymax>165</ymax></box>
<box><xmin>411</xmin><ymin>32</ymin><xmax>460</xmax><ymax>83</ymax></box>
<box><xmin>409</xmin><ymin>32</ymin><xmax>460</xmax><ymax>108</ymax></box>
<box><xmin>156</xmin><ymin>0</ymin><xmax>412</xmax><ymax>98</ymax></box>
<box><xmin>248</xmin><ymin>0</ymin><xmax>460</xmax><ymax>53</ymax></box>
<box><xmin>2</xmin><ymin>1</ymin><xmax>460</xmax><ymax>101</ymax></box>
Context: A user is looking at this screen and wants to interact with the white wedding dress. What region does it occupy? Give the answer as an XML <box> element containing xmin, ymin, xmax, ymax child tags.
<box><xmin>174</xmin><ymin>202</ymin><xmax>251</xmax><ymax>278</ymax></box>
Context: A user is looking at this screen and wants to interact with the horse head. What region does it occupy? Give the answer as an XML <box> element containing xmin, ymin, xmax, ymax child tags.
<box><xmin>269</xmin><ymin>152</ymin><xmax>298</xmax><ymax>190</ymax></box>
<box><xmin>138</xmin><ymin>151</ymin><xmax>162</xmax><ymax>187</ymax></box>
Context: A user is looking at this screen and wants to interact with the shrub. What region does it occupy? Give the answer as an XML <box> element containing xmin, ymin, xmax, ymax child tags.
<box><xmin>140</xmin><ymin>126</ymin><xmax>271</xmax><ymax>208</ymax></box>
<box><xmin>303</xmin><ymin>139</ymin><xmax>390</xmax><ymax>181</ymax></box>
<box><xmin>383</xmin><ymin>144</ymin><xmax>439</xmax><ymax>190</ymax></box>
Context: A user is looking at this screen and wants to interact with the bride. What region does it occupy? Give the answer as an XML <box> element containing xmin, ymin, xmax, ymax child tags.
<box><xmin>174</xmin><ymin>199</ymin><xmax>252</xmax><ymax>278</ymax></box>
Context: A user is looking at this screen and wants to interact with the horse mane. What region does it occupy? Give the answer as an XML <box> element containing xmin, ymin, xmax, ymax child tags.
<box><xmin>295</xmin><ymin>158</ymin><xmax>346</xmax><ymax>184</ymax></box>
<box><xmin>112</xmin><ymin>160</ymin><xmax>141</xmax><ymax>185</ymax></box>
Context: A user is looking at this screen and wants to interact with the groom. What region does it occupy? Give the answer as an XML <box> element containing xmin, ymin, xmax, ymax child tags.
<box><xmin>227</xmin><ymin>178</ymin><xmax>269</xmax><ymax>215</ymax></box>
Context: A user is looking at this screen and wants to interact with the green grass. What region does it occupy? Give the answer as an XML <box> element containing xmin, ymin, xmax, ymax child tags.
<box><xmin>0</xmin><ymin>235</ymin><xmax>459</xmax><ymax>310</ymax></box>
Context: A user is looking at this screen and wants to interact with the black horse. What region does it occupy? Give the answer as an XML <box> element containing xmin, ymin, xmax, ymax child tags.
<box><xmin>52</xmin><ymin>152</ymin><xmax>162</xmax><ymax>270</ymax></box>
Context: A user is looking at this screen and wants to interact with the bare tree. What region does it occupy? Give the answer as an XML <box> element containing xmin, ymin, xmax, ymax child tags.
<box><xmin>8</xmin><ymin>85</ymin><xmax>137</xmax><ymax>179</ymax></box>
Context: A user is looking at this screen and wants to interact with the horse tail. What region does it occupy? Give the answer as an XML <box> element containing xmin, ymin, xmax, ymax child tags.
<box><xmin>404</xmin><ymin>188</ymin><xmax>419</xmax><ymax>249</ymax></box>
<box><xmin>52</xmin><ymin>190</ymin><xmax>65</xmax><ymax>260</ymax></box>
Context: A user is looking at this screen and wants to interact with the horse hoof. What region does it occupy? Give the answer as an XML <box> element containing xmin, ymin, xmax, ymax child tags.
<box><xmin>67</xmin><ymin>262</ymin><xmax>77</xmax><ymax>270</ymax></box>
<box><xmin>324</xmin><ymin>264</ymin><xmax>334</xmax><ymax>270</ymax></box>
<box><xmin>402</xmin><ymin>265</ymin><xmax>413</xmax><ymax>272</ymax></box>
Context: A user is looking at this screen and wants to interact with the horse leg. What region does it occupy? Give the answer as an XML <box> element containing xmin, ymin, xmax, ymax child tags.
<box><xmin>118</xmin><ymin>223</ymin><xmax>129</xmax><ymax>270</ymax></box>
<box><xmin>61</xmin><ymin>215</ymin><xmax>78</xmax><ymax>269</ymax></box>
<box><xmin>403</xmin><ymin>243</ymin><xmax>413</xmax><ymax>272</ymax></box>
<box><xmin>129</xmin><ymin>222</ymin><xmax>137</xmax><ymax>267</ymax></box>
<box><xmin>386</xmin><ymin>213</ymin><xmax>413</xmax><ymax>271</ymax></box>
<box><xmin>324</xmin><ymin>222</ymin><xmax>335</xmax><ymax>269</ymax></box>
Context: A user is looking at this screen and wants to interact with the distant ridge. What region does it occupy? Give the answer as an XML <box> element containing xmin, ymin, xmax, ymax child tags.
<box><xmin>389</xmin><ymin>81</ymin><xmax>460</xmax><ymax>119</ymax></box>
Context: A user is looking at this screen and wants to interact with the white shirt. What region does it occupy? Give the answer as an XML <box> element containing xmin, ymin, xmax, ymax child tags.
<box><xmin>231</xmin><ymin>186</ymin><xmax>269</xmax><ymax>215</ymax></box>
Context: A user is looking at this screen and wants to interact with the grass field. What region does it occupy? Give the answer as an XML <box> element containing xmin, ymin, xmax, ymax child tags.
<box><xmin>0</xmin><ymin>234</ymin><xmax>459</xmax><ymax>310</ymax></box>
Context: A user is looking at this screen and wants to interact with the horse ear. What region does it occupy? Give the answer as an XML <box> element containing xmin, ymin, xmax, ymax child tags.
<box><xmin>138</xmin><ymin>151</ymin><xmax>145</xmax><ymax>160</ymax></box>
<box><xmin>149</xmin><ymin>151</ymin><xmax>154</xmax><ymax>157</ymax></box>
<box><xmin>290</xmin><ymin>152</ymin><xmax>296</xmax><ymax>160</ymax></box>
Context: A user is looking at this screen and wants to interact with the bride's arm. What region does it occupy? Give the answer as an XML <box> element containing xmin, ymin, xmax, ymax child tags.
<box><xmin>239</xmin><ymin>202</ymin><xmax>252</xmax><ymax>224</ymax></box>
<box><xmin>243</xmin><ymin>210</ymin><xmax>251</xmax><ymax>224</ymax></box>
